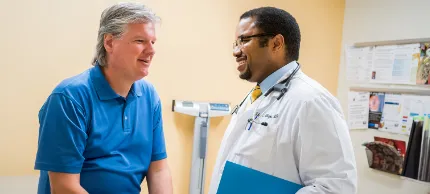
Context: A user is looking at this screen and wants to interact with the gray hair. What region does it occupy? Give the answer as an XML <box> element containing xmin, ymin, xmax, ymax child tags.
<box><xmin>93</xmin><ymin>2</ymin><xmax>160</xmax><ymax>67</ymax></box>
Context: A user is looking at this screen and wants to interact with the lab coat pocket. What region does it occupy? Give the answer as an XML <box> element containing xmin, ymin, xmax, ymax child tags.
<box><xmin>234</xmin><ymin>123</ymin><xmax>279</xmax><ymax>165</ymax></box>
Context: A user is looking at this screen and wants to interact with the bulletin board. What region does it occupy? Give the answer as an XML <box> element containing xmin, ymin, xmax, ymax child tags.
<box><xmin>346</xmin><ymin>37</ymin><xmax>430</xmax><ymax>184</ymax></box>
<box><xmin>345</xmin><ymin>37</ymin><xmax>430</xmax><ymax>135</ymax></box>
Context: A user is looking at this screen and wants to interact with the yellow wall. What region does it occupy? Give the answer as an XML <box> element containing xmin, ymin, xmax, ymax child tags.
<box><xmin>0</xmin><ymin>0</ymin><xmax>344</xmax><ymax>193</ymax></box>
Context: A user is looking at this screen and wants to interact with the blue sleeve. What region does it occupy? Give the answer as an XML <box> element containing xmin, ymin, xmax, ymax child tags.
<box><xmin>151</xmin><ymin>100</ymin><xmax>167</xmax><ymax>161</ymax></box>
<box><xmin>34</xmin><ymin>93</ymin><xmax>88</xmax><ymax>173</ymax></box>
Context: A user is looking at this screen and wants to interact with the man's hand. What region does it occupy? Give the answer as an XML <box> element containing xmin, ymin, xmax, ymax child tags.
<box><xmin>147</xmin><ymin>159</ymin><xmax>173</xmax><ymax>194</ymax></box>
<box><xmin>48</xmin><ymin>172</ymin><xmax>88</xmax><ymax>194</ymax></box>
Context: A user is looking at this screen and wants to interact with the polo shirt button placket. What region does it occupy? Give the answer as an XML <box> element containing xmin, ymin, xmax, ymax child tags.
<box><xmin>123</xmin><ymin>101</ymin><xmax>131</xmax><ymax>132</ymax></box>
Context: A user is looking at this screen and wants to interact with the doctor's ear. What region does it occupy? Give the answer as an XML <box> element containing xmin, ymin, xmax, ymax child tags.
<box><xmin>271</xmin><ymin>34</ymin><xmax>285</xmax><ymax>52</ymax></box>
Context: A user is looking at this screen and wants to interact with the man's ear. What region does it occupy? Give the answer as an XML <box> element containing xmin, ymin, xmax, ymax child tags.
<box><xmin>272</xmin><ymin>34</ymin><xmax>285</xmax><ymax>52</ymax></box>
<box><xmin>104</xmin><ymin>34</ymin><xmax>114</xmax><ymax>53</ymax></box>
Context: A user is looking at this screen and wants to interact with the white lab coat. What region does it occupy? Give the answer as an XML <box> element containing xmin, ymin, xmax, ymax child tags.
<box><xmin>209</xmin><ymin>69</ymin><xmax>357</xmax><ymax>194</ymax></box>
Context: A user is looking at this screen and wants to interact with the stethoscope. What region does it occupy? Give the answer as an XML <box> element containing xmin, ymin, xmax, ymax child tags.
<box><xmin>231</xmin><ymin>63</ymin><xmax>301</xmax><ymax>128</ymax></box>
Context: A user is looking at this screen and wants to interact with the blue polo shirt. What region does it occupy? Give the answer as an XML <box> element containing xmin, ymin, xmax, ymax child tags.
<box><xmin>34</xmin><ymin>64</ymin><xmax>167</xmax><ymax>194</ymax></box>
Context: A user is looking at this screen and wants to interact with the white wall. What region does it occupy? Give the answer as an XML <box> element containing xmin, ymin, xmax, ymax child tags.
<box><xmin>0</xmin><ymin>176</ymin><xmax>39</xmax><ymax>194</ymax></box>
<box><xmin>337</xmin><ymin>0</ymin><xmax>430</xmax><ymax>193</ymax></box>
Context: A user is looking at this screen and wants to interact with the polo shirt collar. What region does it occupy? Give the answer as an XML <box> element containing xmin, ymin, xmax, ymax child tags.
<box><xmin>90</xmin><ymin>62</ymin><xmax>142</xmax><ymax>100</ymax></box>
<box><xmin>130</xmin><ymin>81</ymin><xmax>143</xmax><ymax>97</ymax></box>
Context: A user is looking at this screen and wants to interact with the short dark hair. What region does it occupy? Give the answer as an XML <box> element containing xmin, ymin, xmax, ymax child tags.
<box><xmin>240</xmin><ymin>7</ymin><xmax>301</xmax><ymax>61</ymax></box>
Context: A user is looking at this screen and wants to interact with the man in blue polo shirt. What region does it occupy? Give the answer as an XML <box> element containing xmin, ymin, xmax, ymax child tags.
<box><xmin>34</xmin><ymin>2</ymin><xmax>172</xmax><ymax>194</ymax></box>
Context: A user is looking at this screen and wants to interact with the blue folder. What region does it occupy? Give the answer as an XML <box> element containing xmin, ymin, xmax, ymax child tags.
<box><xmin>217</xmin><ymin>161</ymin><xmax>303</xmax><ymax>194</ymax></box>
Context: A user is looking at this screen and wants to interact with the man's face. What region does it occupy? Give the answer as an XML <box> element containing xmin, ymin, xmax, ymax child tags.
<box><xmin>233</xmin><ymin>17</ymin><xmax>272</xmax><ymax>83</ymax></box>
<box><xmin>369</xmin><ymin>95</ymin><xmax>380</xmax><ymax>112</ymax></box>
<box><xmin>108</xmin><ymin>22</ymin><xmax>156</xmax><ymax>81</ymax></box>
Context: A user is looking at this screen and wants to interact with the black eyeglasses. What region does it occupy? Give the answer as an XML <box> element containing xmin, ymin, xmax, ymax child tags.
<box><xmin>233</xmin><ymin>33</ymin><xmax>276</xmax><ymax>48</ymax></box>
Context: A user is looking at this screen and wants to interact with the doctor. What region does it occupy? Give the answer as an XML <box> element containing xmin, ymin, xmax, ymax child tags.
<box><xmin>209</xmin><ymin>7</ymin><xmax>357</xmax><ymax>194</ymax></box>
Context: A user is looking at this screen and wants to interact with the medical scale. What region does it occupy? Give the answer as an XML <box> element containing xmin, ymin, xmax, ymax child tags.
<box><xmin>172</xmin><ymin>100</ymin><xmax>231</xmax><ymax>194</ymax></box>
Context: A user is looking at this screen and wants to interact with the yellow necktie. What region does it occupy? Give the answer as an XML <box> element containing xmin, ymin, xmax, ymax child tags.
<box><xmin>251</xmin><ymin>85</ymin><xmax>262</xmax><ymax>103</ymax></box>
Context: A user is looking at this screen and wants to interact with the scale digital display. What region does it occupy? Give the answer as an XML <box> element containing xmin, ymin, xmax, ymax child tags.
<box><xmin>182</xmin><ymin>101</ymin><xmax>194</xmax><ymax>107</ymax></box>
<box><xmin>209</xmin><ymin>103</ymin><xmax>230</xmax><ymax>111</ymax></box>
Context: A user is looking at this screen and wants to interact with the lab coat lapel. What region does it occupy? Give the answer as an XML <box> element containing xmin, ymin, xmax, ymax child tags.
<box><xmin>217</xmin><ymin>105</ymin><xmax>253</xmax><ymax>171</ymax></box>
<box><xmin>226</xmin><ymin>68</ymin><xmax>302</xmax><ymax>147</ymax></box>
<box><xmin>218</xmin><ymin>67</ymin><xmax>299</xmax><ymax>171</ymax></box>
<box><xmin>221</xmin><ymin>93</ymin><xmax>276</xmax><ymax>159</ymax></box>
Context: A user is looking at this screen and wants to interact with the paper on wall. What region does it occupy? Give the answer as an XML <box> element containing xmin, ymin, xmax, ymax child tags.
<box><xmin>416</xmin><ymin>43</ymin><xmax>430</xmax><ymax>85</ymax></box>
<box><xmin>370</xmin><ymin>45</ymin><xmax>396</xmax><ymax>83</ymax></box>
<box><xmin>379</xmin><ymin>93</ymin><xmax>403</xmax><ymax>134</ymax></box>
<box><xmin>369</xmin><ymin>92</ymin><xmax>386</xmax><ymax>129</ymax></box>
<box><xmin>348</xmin><ymin>91</ymin><xmax>370</xmax><ymax>129</ymax></box>
<box><xmin>347</xmin><ymin>43</ymin><xmax>422</xmax><ymax>84</ymax></box>
<box><xmin>400</xmin><ymin>95</ymin><xmax>430</xmax><ymax>135</ymax></box>
<box><xmin>409</xmin><ymin>44</ymin><xmax>422</xmax><ymax>84</ymax></box>
<box><xmin>345</xmin><ymin>46</ymin><xmax>373</xmax><ymax>82</ymax></box>
<box><xmin>392</xmin><ymin>44</ymin><xmax>421</xmax><ymax>84</ymax></box>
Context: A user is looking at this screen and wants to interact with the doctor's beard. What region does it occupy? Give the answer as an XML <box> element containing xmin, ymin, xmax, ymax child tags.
<box><xmin>239</xmin><ymin>62</ymin><xmax>252</xmax><ymax>80</ymax></box>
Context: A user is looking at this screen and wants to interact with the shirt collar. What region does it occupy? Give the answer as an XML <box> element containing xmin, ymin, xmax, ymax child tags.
<box><xmin>90</xmin><ymin>62</ymin><xmax>142</xmax><ymax>101</ymax></box>
<box><xmin>259</xmin><ymin>60</ymin><xmax>299</xmax><ymax>95</ymax></box>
